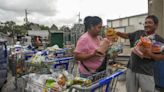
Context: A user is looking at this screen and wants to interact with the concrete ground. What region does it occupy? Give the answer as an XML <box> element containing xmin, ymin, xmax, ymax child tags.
<box><xmin>1</xmin><ymin>73</ymin><xmax>18</xmax><ymax>92</ymax></box>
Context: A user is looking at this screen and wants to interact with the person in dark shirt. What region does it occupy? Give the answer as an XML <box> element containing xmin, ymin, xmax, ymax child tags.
<box><xmin>116</xmin><ymin>15</ymin><xmax>164</xmax><ymax>92</ymax></box>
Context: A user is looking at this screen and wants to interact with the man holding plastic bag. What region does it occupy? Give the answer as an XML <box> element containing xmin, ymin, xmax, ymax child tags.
<box><xmin>116</xmin><ymin>15</ymin><xmax>164</xmax><ymax>92</ymax></box>
<box><xmin>135</xmin><ymin>37</ymin><xmax>164</xmax><ymax>92</ymax></box>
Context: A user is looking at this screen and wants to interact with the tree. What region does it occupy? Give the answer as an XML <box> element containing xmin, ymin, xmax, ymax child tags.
<box><xmin>14</xmin><ymin>25</ymin><xmax>27</xmax><ymax>35</ymax></box>
<box><xmin>40</xmin><ymin>25</ymin><xmax>49</xmax><ymax>30</ymax></box>
<box><xmin>1</xmin><ymin>21</ymin><xmax>16</xmax><ymax>34</ymax></box>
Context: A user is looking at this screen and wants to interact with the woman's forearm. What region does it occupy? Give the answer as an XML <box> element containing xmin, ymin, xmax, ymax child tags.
<box><xmin>74</xmin><ymin>53</ymin><xmax>95</xmax><ymax>61</ymax></box>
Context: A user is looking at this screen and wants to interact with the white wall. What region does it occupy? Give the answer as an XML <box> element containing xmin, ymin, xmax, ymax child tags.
<box><xmin>107</xmin><ymin>22</ymin><xmax>112</xmax><ymax>28</ymax></box>
<box><xmin>126</xmin><ymin>25</ymin><xmax>136</xmax><ymax>33</ymax></box>
<box><xmin>107</xmin><ymin>14</ymin><xmax>147</xmax><ymax>43</ymax></box>
<box><xmin>107</xmin><ymin>14</ymin><xmax>147</xmax><ymax>30</ymax></box>
<box><xmin>112</xmin><ymin>20</ymin><xmax>120</xmax><ymax>27</ymax></box>
<box><xmin>122</xmin><ymin>19</ymin><xmax>129</xmax><ymax>26</ymax></box>
<box><xmin>108</xmin><ymin>19</ymin><xmax>128</xmax><ymax>28</ymax></box>
<box><xmin>129</xmin><ymin>15</ymin><xmax>146</xmax><ymax>30</ymax></box>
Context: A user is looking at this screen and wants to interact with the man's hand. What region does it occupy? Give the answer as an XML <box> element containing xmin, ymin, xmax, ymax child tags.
<box><xmin>132</xmin><ymin>43</ymin><xmax>152</xmax><ymax>59</ymax></box>
<box><xmin>142</xmin><ymin>46</ymin><xmax>153</xmax><ymax>58</ymax></box>
<box><xmin>132</xmin><ymin>47</ymin><xmax>144</xmax><ymax>58</ymax></box>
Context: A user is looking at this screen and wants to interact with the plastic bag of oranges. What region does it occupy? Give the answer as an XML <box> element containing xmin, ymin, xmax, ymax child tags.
<box><xmin>105</xmin><ymin>28</ymin><xmax>118</xmax><ymax>42</ymax></box>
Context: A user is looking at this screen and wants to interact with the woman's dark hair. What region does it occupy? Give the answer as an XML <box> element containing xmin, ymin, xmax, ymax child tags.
<box><xmin>84</xmin><ymin>16</ymin><xmax>92</xmax><ymax>32</ymax></box>
<box><xmin>84</xmin><ymin>16</ymin><xmax>102</xmax><ymax>32</ymax></box>
<box><xmin>146</xmin><ymin>15</ymin><xmax>159</xmax><ymax>24</ymax></box>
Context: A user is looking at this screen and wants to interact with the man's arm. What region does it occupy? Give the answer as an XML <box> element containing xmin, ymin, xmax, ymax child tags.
<box><xmin>116</xmin><ymin>32</ymin><xmax>129</xmax><ymax>39</ymax></box>
<box><xmin>149</xmin><ymin>53</ymin><xmax>164</xmax><ymax>61</ymax></box>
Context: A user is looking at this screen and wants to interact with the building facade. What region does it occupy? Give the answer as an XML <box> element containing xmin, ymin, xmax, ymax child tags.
<box><xmin>107</xmin><ymin>13</ymin><xmax>147</xmax><ymax>43</ymax></box>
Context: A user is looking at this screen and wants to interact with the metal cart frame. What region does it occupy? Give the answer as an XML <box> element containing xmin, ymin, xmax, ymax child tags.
<box><xmin>69</xmin><ymin>69</ymin><xmax>126</xmax><ymax>92</ymax></box>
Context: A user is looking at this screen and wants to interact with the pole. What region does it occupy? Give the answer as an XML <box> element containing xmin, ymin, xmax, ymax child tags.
<box><xmin>148</xmin><ymin>0</ymin><xmax>164</xmax><ymax>38</ymax></box>
<box><xmin>25</xmin><ymin>9</ymin><xmax>29</xmax><ymax>24</ymax></box>
<box><xmin>12</xmin><ymin>25</ymin><xmax>15</xmax><ymax>45</ymax></box>
<box><xmin>77</xmin><ymin>12</ymin><xmax>82</xmax><ymax>23</ymax></box>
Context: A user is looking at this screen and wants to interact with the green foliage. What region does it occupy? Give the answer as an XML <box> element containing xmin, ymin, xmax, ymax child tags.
<box><xmin>40</xmin><ymin>25</ymin><xmax>49</xmax><ymax>30</ymax></box>
<box><xmin>0</xmin><ymin>21</ymin><xmax>51</xmax><ymax>35</ymax></box>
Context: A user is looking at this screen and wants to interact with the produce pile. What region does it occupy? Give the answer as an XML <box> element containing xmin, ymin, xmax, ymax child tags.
<box><xmin>24</xmin><ymin>71</ymin><xmax>92</xmax><ymax>92</ymax></box>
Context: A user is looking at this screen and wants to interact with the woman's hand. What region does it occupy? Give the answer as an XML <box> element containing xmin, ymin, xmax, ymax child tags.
<box><xmin>93</xmin><ymin>50</ymin><xmax>105</xmax><ymax>57</ymax></box>
<box><xmin>106</xmin><ymin>36</ymin><xmax>116</xmax><ymax>43</ymax></box>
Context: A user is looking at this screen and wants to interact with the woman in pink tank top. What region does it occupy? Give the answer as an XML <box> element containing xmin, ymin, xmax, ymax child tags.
<box><xmin>74</xmin><ymin>16</ymin><xmax>113</xmax><ymax>77</ymax></box>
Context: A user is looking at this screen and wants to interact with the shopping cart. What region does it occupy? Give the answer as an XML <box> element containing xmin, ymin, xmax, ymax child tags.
<box><xmin>23</xmin><ymin>47</ymin><xmax>74</xmax><ymax>73</ymax></box>
<box><xmin>53</xmin><ymin>57</ymin><xmax>74</xmax><ymax>70</ymax></box>
<box><xmin>69</xmin><ymin>68</ymin><xmax>126</xmax><ymax>92</ymax></box>
<box><xmin>17</xmin><ymin>57</ymin><xmax>74</xmax><ymax>92</ymax></box>
<box><xmin>24</xmin><ymin>51</ymin><xmax>36</xmax><ymax>60</ymax></box>
<box><xmin>53</xmin><ymin>48</ymin><xmax>74</xmax><ymax>58</ymax></box>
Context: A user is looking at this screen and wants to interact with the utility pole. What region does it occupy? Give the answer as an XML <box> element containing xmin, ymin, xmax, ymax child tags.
<box><xmin>24</xmin><ymin>9</ymin><xmax>30</xmax><ymax>31</ymax></box>
<box><xmin>25</xmin><ymin>9</ymin><xmax>29</xmax><ymax>25</ymax></box>
<box><xmin>77</xmin><ymin>12</ymin><xmax>82</xmax><ymax>24</ymax></box>
<box><xmin>148</xmin><ymin>0</ymin><xmax>164</xmax><ymax>38</ymax></box>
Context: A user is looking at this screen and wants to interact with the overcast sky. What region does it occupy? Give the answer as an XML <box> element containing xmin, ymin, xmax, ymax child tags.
<box><xmin>0</xmin><ymin>0</ymin><xmax>148</xmax><ymax>27</ymax></box>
